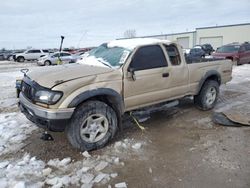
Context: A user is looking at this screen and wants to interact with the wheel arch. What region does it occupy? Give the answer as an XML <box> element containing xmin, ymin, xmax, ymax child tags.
<box><xmin>225</xmin><ymin>56</ymin><xmax>234</xmax><ymax>61</ymax></box>
<box><xmin>197</xmin><ymin>70</ymin><xmax>221</xmax><ymax>94</ymax></box>
<box><xmin>68</xmin><ymin>88</ymin><xmax>124</xmax><ymax>128</ymax></box>
<box><xmin>17</xmin><ymin>55</ymin><xmax>25</xmax><ymax>60</ymax></box>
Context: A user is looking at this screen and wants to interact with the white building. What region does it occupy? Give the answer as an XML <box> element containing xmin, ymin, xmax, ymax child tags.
<box><xmin>139</xmin><ymin>23</ymin><xmax>250</xmax><ymax>49</ymax></box>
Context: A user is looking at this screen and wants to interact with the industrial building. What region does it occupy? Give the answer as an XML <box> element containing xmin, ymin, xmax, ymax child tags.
<box><xmin>139</xmin><ymin>23</ymin><xmax>250</xmax><ymax>49</ymax></box>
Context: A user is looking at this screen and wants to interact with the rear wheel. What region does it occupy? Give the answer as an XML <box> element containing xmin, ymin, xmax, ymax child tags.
<box><xmin>194</xmin><ymin>80</ymin><xmax>219</xmax><ymax>110</ymax></box>
<box><xmin>17</xmin><ymin>56</ymin><xmax>25</xmax><ymax>62</ymax></box>
<box><xmin>66</xmin><ymin>100</ymin><xmax>118</xmax><ymax>151</ymax></box>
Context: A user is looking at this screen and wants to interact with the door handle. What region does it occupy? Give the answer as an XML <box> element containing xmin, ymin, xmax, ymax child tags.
<box><xmin>162</xmin><ymin>73</ymin><xmax>169</xmax><ymax>77</ymax></box>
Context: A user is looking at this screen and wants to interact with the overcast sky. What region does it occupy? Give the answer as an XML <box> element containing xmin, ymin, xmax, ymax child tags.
<box><xmin>0</xmin><ymin>0</ymin><xmax>249</xmax><ymax>49</ymax></box>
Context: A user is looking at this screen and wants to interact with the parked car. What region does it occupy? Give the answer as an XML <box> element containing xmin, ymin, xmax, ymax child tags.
<box><xmin>194</xmin><ymin>44</ymin><xmax>214</xmax><ymax>55</ymax></box>
<box><xmin>17</xmin><ymin>38</ymin><xmax>232</xmax><ymax>151</ymax></box>
<box><xmin>0</xmin><ymin>50</ymin><xmax>14</xmax><ymax>61</ymax></box>
<box><xmin>212</xmin><ymin>42</ymin><xmax>250</xmax><ymax>65</ymax></box>
<box><xmin>186</xmin><ymin>47</ymin><xmax>206</xmax><ymax>62</ymax></box>
<box><xmin>15</xmin><ymin>49</ymin><xmax>49</xmax><ymax>62</ymax></box>
<box><xmin>37</xmin><ymin>51</ymin><xmax>76</xmax><ymax>66</ymax></box>
<box><xmin>11</xmin><ymin>50</ymin><xmax>25</xmax><ymax>61</ymax></box>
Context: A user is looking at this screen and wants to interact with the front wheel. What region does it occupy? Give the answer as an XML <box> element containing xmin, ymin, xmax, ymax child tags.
<box><xmin>194</xmin><ymin>80</ymin><xmax>219</xmax><ymax>110</ymax></box>
<box><xmin>66</xmin><ymin>100</ymin><xmax>118</xmax><ymax>151</ymax></box>
<box><xmin>44</xmin><ymin>60</ymin><xmax>51</xmax><ymax>66</ymax></box>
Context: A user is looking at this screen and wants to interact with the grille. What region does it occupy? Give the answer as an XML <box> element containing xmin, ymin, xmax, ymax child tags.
<box><xmin>22</xmin><ymin>81</ymin><xmax>34</xmax><ymax>100</ymax></box>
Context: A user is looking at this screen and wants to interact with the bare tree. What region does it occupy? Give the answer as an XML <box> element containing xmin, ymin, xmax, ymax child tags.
<box><xmin>124</xmin><ymin>29</ymin><xmax>137</xmax><ymax>38</ymax></box>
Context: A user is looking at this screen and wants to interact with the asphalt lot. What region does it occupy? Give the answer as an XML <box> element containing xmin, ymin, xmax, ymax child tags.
<box><xmin>0</xmin><ymin>60</ymin><xmax>250</xmax><ymax>188</ymax></box>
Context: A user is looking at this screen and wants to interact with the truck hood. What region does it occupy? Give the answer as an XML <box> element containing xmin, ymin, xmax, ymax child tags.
<box><xmin>27</xmin><ymin>63</ymin><xmax>113</xmax><ymax>88</ymax></box>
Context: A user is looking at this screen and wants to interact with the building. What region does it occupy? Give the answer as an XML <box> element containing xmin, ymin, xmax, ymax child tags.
<box><xmin>137</xmin><ymin>23</ymin><xmax>250</xmax><ymax>49</ymax></box>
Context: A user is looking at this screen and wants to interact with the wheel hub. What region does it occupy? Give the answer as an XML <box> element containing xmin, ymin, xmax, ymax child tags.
<box><xmin>205</xmin><ymin>87</ymin><xmax>217</xmax><ymax>105</ymax></box>
<box><xmin>80</xmin><ymin>114</ymin><xmax>109</xmax><ymax>143</ymax></box>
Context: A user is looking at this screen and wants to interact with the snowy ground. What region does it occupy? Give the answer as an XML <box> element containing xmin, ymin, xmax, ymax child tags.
<box><xmin>0</xmin><ymin>61</ymin><xmax>250</xmax><ymax>188</ymax></box>
<box><xmin>0</xmin><ymin>61</ymin><xmax>144</xmax><ymax>187</ymax></box>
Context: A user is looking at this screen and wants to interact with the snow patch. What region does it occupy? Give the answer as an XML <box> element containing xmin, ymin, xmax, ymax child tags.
<box><xmin>0</xmin><ymin>113</ymin><xmax>37</xmax><ymax>156</ymax></box>
<box><xmin>108</xmin><ymin>38</ymin><xmax>170</xmax><ymax>50</ymax></box>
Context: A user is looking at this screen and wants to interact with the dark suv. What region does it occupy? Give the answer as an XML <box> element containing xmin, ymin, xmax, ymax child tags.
<box><xmin>212</xmin><ymin>42</ymin><xmax>250</xmax><ymax>65</ymax></box>
<box><xmin>194</xmin><ymin>44</ymin><xmax>214</xmax><ymax>55</ymax></box>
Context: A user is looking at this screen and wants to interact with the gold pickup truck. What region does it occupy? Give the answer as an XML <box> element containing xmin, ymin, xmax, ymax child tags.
<box><xmin>18</xmin><ymin>38</ymin><xmax>232</xmax><ymax>150</ymax></box>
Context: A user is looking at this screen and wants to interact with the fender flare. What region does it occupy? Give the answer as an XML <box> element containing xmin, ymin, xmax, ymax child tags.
<box><xmin>68</xmin><ymin>88</ymin><xmax>124</xmax><ymax>115</ymax></box>
<box><xmin>197</xmin><ymin>70</ymin><xmax>221</xmax><ymax>93</ymax></box>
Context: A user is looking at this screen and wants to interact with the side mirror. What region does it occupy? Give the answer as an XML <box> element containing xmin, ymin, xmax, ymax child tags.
<box><xmin>128</xmin><ymin>67</ymin><xmax>136</xmax><ymax>81</ymax></box>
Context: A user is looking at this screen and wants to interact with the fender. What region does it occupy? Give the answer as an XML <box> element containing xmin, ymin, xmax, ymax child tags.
<box><xmin>68</xmin><ymin>88</ymin><xmax>124</xmax><ymax>115</ymax></box>
<box><xmin>197</xmin><ymin>70</ymin><xmax>221</xmax><ymax>93</ymax></box>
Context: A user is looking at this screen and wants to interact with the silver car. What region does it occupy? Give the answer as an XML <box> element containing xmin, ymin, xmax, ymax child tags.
<box><xmin>37</xmin><ymin>52</ymin><xmax>76</xmax><ymax>66</ymax></box>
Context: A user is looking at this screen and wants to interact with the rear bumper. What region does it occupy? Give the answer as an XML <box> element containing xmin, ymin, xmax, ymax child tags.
<box><xmin>19</xmin><ymin>92</ymin><xmax>75</xmax><ymax>131</ymax></box>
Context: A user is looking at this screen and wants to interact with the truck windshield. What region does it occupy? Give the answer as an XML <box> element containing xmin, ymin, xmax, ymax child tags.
<box><xmin>79</xmin><ymin>43</ymin><xmax>131</xmax><ymax>68</ymax></box>
<box><xmin>216</xmin><ymin>45</ymin><xmax>240</xmax><ymax>53</ymax></box>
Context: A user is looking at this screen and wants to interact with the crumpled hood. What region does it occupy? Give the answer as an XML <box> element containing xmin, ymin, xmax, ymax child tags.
<box><xmin>27</xmin><ymin>63</ymin><xmax>113</xmax><ymax>88</ymax></box>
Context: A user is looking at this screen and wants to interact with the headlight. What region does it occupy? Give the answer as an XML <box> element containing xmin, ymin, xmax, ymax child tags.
<box><xmin>34</xmin><ymin>90</ymin><xmax>63</xmax><ymax>105</ymax></box>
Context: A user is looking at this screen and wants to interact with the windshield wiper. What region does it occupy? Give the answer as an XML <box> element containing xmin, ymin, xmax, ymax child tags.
<box><xmin>97</xmin><ymin>59</ymin><xmax>113</xmax><ymax>68</ymax></box>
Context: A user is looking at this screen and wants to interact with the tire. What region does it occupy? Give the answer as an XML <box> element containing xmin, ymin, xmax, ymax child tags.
<box><xmin>44</xmin><ymin>60</ymin><xmax>51</xmax><ymax>66</ymax></box>
<box><xmin>66</xmin><ymin>100</ymin><xmax>118</xmax><ymax>151</ymax></box>
<box><xmin>8</xmin><ymin>56</ymin><xmax>13</xmax><ymax>61</ymax></box>
<box><xmin>194</xmin><ymin>80</ymin><xmax>219</xmax><ymax>111</ymax></box>
<box><xmin>17</xmin><ymin>56</ymin><xmax>25</xmax><ymax>62</ymax></box>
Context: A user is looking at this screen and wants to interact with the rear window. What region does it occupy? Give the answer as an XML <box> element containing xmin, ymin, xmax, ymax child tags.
<box><xmin>164</xmin><ymin>44</ymin><xmax>181</xmax><ymax>65</ymax></box>
<box><xmin>245</xmin><ymin>44</ymin><xmax>250</xmax><ymax>51</ymax></box>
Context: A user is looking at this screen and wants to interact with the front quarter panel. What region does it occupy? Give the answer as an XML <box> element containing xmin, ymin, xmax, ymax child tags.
<box><xmin>51</xmin><ymin>70</ymin><xmax>123</xmax><ymax>109</ymax></box>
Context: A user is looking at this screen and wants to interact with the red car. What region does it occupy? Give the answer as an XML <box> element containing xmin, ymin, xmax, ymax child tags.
<box><xmin>212</xmin><ymin>42</ymin><xmax>250</xmax><ymax>65</ymax></box>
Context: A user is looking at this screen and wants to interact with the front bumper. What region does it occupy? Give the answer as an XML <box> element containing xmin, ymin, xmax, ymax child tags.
<box><xmin>19</xmin><ymin>92</ymin><xmax>75</xmax><ymax>131</ymax></box>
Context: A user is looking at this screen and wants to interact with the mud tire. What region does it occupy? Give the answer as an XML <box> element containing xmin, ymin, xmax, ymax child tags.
<box><xmin>66</xmin><ymin>100</ymin><xmax>118</xmax><ymax>151</ymax></box>
<box><xmin>194</xmin><ymin>80</ymin><xmax>219</xmax><ymax>111</ymax></box>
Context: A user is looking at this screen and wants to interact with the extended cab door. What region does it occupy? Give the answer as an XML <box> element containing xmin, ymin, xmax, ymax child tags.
<box><xmin>163</xmin><ymin>44</ymin><xmax>189</xmax><ymax>98</ymax></box>
<box><xmin>123</xmin><ymin>44</ymin><xmax>171</xmax><ymax>110</ymax></box>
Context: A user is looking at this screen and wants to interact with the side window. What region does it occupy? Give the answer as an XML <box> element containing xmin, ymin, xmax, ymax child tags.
<box><xmin>43</xmin><ymin>50</ymin><xmax>49</xmax><ymax>53</ymax></box>
<box><xmin>165</xmin><ymin>45</ymin><xmax>181</xmax><ymax>65</ymax></box>
<box><xmin>239</xmin><ymin>46</ymin><xmax>246</xmax><ymax>52</ymax></box>
<box><xmin>62</xmin><ymin>53</ymin><xmax>71</xmax><ymax>56</ymax></box>
<box><xmin>130</xmin><ymin>45</ymin><xmax>167</xmax><ymax>71</ymax></box>
<box><xmin>245</xmin><ymin>44</ymin><xmax>250</xmax><ymax>51</ymax></box>
<box><xmin>34</xmin><ymin>50</ymin><xmax>41</xmax><ymax>53</ymax></box>
<box><xmin>52</xmin><ymin>53</ymin><xmax>59</xmax><ymax>58</ymax></box>
<box><xmin>28</xmin><ymin>50</ymin><xmax>40</xmax><ymax>53</ymax></box>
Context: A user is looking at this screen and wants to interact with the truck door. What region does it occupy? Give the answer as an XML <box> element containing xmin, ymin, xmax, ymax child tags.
<box><xmin>163</xmin><ymin>44</ymin><xmax>189</xmax><ymax>98</ymax></box>
<box><xmin>123</xmin><ymin>45</ymin><xmax>171</xmax><ymax>110</ymax></box>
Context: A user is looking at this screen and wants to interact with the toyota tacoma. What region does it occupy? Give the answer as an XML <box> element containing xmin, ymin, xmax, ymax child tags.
<box><xmin>18</xmin><ymin>38</ymin><xmax>233</xmax><ymax>150</ymax></box>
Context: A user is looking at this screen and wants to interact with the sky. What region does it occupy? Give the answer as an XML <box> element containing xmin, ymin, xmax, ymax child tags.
<box><xmin>0</xmin><ymin>0</ymin><xmax>249</xmax><ymax>49</ymax></box>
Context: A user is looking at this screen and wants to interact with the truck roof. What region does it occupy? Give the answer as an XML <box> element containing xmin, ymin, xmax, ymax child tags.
<box><xmin>107</xmin><ymin>38</ymin><xmax>171</xmax><ymax>50</ymax></box>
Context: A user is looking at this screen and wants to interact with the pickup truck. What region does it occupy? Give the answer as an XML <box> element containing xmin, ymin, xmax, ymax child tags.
<box><xmin>18</xmin><ymin>38</ymin><xmax>233</xmax><ymax>151</ymax></box>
